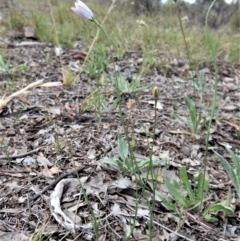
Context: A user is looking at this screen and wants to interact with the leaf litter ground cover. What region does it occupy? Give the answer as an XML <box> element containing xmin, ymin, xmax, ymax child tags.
<box><xmin>1</xmin><ymin>10</ymin><xmax>240</xmax><ymax>241</ymax></box>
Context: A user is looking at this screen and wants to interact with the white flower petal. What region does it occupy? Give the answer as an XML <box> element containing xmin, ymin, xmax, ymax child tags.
<box><xmin>71</xmin><ymin>0</ymin><xmax>93</xmax><ymax>20</ymax></box>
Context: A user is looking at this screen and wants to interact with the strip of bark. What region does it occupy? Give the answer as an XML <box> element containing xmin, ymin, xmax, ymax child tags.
<box><xmin>30</xmin><ymin>166</ymin><xmax>85</xmax><ymax>202</ymax></box>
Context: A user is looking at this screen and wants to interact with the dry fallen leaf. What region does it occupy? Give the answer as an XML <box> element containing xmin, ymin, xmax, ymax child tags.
<box><xmin>87</xmin><ymin>149</ymin><xmax>96</xmax><ymax>160</ymax></box>
<box><xmin>50</xmin><ymin>166</ymin><xmax>60</xmax><ymax>175</ymax></box>
<box><xmin>37</xmin><ymin>153</ymin><xmax>53</xmax><ymax>167</ymax></box>
<box><xmin>48</xmin><ymin>106</ymin><xmax>61</xmax><ymax>115</ymax></box>
<box><xmin>41</xmin><ymin>167</ymin><xmax>54</xmax><ymax>178</ymax></box>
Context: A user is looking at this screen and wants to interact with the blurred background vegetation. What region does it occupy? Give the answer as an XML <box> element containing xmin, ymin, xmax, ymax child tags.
<box><xmin>0</xmin><ymin>0</ymin><xmax>239</xmax><ymax>64</ymax></box>
<box><xmin>115</xmin><ymin>0</ymin><xmax>239</xmax><ymax>30</ymax></box>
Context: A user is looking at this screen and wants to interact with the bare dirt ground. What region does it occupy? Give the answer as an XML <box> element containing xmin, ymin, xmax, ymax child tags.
<box><xmin>0</xmin><ymin>31</ymin><xmax>240</xmax><ymax>241</ymax></box>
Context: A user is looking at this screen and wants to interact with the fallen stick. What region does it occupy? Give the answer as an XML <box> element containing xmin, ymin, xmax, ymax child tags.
<box><xmin>30</xmin><ymin>166</ymin><xmax>85</xmax><ymax>202</ymax></box>
<box><xmin>0</xmin><ymin>149</ymin><xmax>39</xmax><ymax>160</ymax></box>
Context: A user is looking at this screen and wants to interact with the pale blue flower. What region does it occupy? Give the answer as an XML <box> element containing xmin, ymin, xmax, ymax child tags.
<box><xmin>71</xmin><ymin>0</ymin><xmax>93</xmax><ymax>20</ymax></box>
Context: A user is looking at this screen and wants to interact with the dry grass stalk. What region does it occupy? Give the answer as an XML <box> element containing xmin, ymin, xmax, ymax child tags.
<box><xmin>0</xmin><ymin>79</ymin><xmax>62</xmax><ymax>109</ymax></box>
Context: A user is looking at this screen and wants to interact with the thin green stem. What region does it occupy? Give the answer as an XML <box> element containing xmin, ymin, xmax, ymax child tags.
<box><xmin>176</xmin><ymin>3</ymin><xmax>192</xmax><ymax>70</ymax></box>
<box><xmin>92</xmin><ymin>18</ymin><xmax>119</xmax><ymax>122</ymax></box>
<box><xmin>92</xmin><ymin>18</ymin><xmax>117</xmax><ymax>73</ymax></box>
<box><xmin>92</xmin><ymin>17</ymin><xmax>151</xmax><ymax>241</ymax></box>
<box><xmin>200</xmin><ymin>0</ymin><xmax>218</xmax><ymax>209</ymax></box>
<box><xmin>92</xmin><ymin>18</ymin><xmax>139</xmax><ymax>240</ymax></box>
<box><xmin>149</xmin><ymin>98</ymin><xmax>158</xmax><ymax>240</ymax></box>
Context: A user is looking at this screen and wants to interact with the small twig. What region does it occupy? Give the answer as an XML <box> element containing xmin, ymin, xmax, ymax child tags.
<box><xmin>219</xmin><ymin>138</ymin><xmax>240</xmax><ymax>146</ymax></box>
<box><xmin>0</xmin><ymin>149</ymin><xmax>39</xmax><ymax>160</ymax></box>
<box><xmin>0</xmin><ymin>170</ymin><xmax>31</xmax><ymax>173</ymax></box>
<box><xmin>30</xmin><ymin>166</ymin><xmax>86</xmax><ymax>202</ymax></box>
<box><xmin>185</xmin><ymin>212</ymin><xmax>214</xmax><ymax>231</ymax></box>
<box><xmin>106</xmin><ymin>219</ymin><xmax>121</xmax><ymax>239</ymax></box>
<box><xmin>145</xmin><ymin>216</ymin><xmax>194</xmax><ymax>241</ymax></box>
<box><xmin>59</xmin><ymin>232</ymin><xmax>71</xmax><ymax>241</ymax></box>
<box><xmin>126</xmin><ymin>204</ymin><xmax>194</xmax><ymax>241</ymax></box>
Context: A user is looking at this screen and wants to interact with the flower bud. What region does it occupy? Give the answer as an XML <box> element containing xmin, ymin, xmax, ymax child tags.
<box><xmin>152</xmin><ymin>86</ymin><xmax>160</xmax><ymax>100</ymax></box>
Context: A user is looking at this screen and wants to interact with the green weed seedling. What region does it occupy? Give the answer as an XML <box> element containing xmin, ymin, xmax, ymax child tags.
<box><xmin>0</xmin><ymin>53</ymin><xmax>7</xmax><ymax>70</ymax></box>
<box><xmin>62</xmin><ymin>69</ymin><xmax>76</xmax><ymax>87</ymax></box>
<box><xmin>112</xmin><ymin>75</ymin><xmax>152</xmax><ymax>96</ymax></box>
<box><xmin>1</xmin><ymin>140</ymin><xmax>12</xmax><ymax>167</ymax></box>
<box><xmin>0</xmin><ymin>54</ymin><xmax>27</xmax><ymax>75</ymax></box>
<box><xmin>157</xmin><ymin>167</ymin><xmax>209</xmax><ymax>214</ymax></box>
<box><xmin>141</xmin><ymin>50</ymin><xmax>155</xmax><ymax>73</ymax></box>
<box><xmin>173</xmin><ymin>96</ymin><xmax>203</xmax><ymax>136</ymax></box>
<box><xmin>81</xmin><ymin>89</ymin><xmax>120</xmax><ymax>116</ymax></box>
<box><xmin>85</xmin><ymin>44</ymin><xmax>109</xmax><ymax>79</ymax></box>
<box><xmin>7</xmin><ymin>10</ymin><xmax>25</xmax><ymax>31</ymax></box>
<box><xmin>203</xmin><ymin>189</ymin><xmax>235</xmax><ymax>222</ymax></box>
<box><xmin>54</xmin><ymin>133</ymin><xmax>61</xmax><ymax>153</ymax></box>
<box><xmin>101</xmin><ymin>134</ymin><xmax>162</xmax><ymax>174</ymax></box>
<box><xmin>214</xmin><ymin>148</ymin><xmax>240</xmax><ymax>199</ymax></box>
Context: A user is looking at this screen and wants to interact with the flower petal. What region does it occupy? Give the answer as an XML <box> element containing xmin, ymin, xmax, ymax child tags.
<box><xmin>71</xmin><ymin>0</ymin><xmax>93</xmax><ymax>20</ymax></box>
